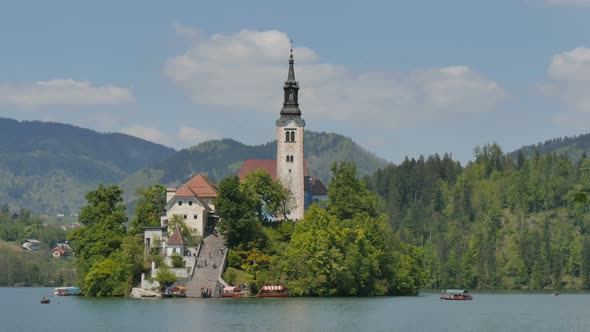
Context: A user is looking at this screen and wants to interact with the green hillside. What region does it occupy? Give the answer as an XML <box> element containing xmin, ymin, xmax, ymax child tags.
<box><xmin>0</xmin><ymin>118</ymin><xmax>175</xmax><ymax>214</ymax></box>
<box><xmin>120</xmin><ymin>131</ymin><xmax>388</xmax><ymax>202</ymax></box>
<box><xmin>511</xmin><ymin>133</ymin><xmax>590</xmax><ymax>162</ymax></box>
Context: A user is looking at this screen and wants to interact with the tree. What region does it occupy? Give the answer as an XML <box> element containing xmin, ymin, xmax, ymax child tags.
<box><xmin>83</xmin><ymin>257</ymin><xmax>132</xmax><ymax>296</ymax></box>
<box><xmin>155</xmin><ymin>267</ymin><xmax>178</xmax><ymax>290</ymax></box>
<box><xmin>67</xmin><ymin>185</ymin><xmax>127</xmax><ymax>282</ymax></box>
<box><xmin>129</xmin><ymin>184</ymin><xmax>166</xmax><ymax>235</ymax></box>
<box><xmin>328</xmin><ymin>162</ymin><xmax>378</xmax><ymax>220</ymax></box>
<box><xmin>241</xmin><ymin>169</ymin><xmax>294</xmax><ymax>220</ymax></box>
<box><xmin>216</xmin><ymin>176</ymin><xmax>261</xmax><ymax>247</ymax></box>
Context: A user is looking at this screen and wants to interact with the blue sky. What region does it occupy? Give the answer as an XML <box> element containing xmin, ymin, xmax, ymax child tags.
<box><xmin>1</xmin><ymin>0</ymin><xmax>590</xmax><ymax>164</ymax></box>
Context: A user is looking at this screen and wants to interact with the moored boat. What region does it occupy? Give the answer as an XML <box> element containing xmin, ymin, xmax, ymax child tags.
<box><xmin>257</xmin><ymin>285</ymin><xmax>287</xmax><ymax>297</ymax></box>
<box><xmin>40</xmin><ymin>297</ymin><xmax>51</xmax><ymax>304</ymax></box>
<box><xmin>54</xmin><ymin>286</ymin><xmax>82</xmax><ymax>296</ymax></box>
<box><xmin>222</xmin><ymin>286</ymin><xmax>243</xmax><ymax>298</ymax></box>
<box><xmin>440</xmin><ymin>289</ymin><xmax>473</xmax><ymax>301</ymax></box>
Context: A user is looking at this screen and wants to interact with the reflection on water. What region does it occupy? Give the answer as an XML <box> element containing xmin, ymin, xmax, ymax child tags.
<box><xmin>3</xmin><ymin>288</ymin><xmax>590</xmax><ymax>332</ymax></box>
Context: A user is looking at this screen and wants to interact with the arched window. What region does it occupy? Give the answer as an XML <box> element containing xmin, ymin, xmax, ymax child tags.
<box><xmin>285</xmin><ymin>131</ymin><xmax>290</xmax><ymax>142</ymax></box>
<box><xmin>291</xmin><ymin>131</ymin><xmax>295</xmax><ymax>142</ymax></box>
<box><xmin>290</xmin><ymin>156</ymin><xmax>294</xmax><ymax>162</ymax></box>
<box><xmin>289</xmin><ymin>91</ymin><xmax>294</xmax><ymax>101</ymax></box>
<box><xmin>286</xmin><ymin>155</ymin><xmax>289</xmax><ymax>162</ymax></box>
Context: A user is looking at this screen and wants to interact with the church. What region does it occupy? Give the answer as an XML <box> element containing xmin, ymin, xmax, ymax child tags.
<box><xmin>238</xmin><ymin>47</ymin><xmax>327</xmax><ymax>220</ymax></box>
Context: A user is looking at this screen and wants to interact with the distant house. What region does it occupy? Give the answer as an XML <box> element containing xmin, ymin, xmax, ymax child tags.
<box><xmin>51</xmin><ymin>246</ymin><xmax>66</xmax><ymax>258</ymax></box>
<box><xmin>22</xmin><ymin>239</ymin><xmax>41</xmax><ymax>251</ymax></box>
<box><xmin>51</xmin><ymin>242</ymin><xmax>71</xmax><ymax>258</ymax></box>
<box><xmin>304</xmin><ymin>176</ymin><xmax>329</xmax><ymax>209</ymax></box>
<box><xmin>56</xmin><ymin>214</ymin><xmax>65</xmax><ymax>218</ymax></box>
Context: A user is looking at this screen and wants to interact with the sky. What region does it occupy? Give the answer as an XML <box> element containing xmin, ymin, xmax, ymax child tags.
<box><xmin>1</xmin><ymin>0</ymin><xmax>590</xmax><ymax>164</ymax></box>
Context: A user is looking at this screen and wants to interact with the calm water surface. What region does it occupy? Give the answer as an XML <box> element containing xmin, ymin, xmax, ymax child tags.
<box><xmin>3</xmin><ymin>288</ymin><xmax>590</xmax><ymax>331</ymax></box>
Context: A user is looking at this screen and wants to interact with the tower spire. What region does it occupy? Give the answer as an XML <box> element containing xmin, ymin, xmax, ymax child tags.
<box><xmin>279</xmin><ymin>42</ymin><xmax>301</xmax><ymax>118</ymax></box>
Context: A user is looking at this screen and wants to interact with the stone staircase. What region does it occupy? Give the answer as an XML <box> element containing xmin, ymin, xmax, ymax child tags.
<box><xmin>186</xmin><ymin>233</ymin><xmax>227</xmax><ymax>297</ymax></box>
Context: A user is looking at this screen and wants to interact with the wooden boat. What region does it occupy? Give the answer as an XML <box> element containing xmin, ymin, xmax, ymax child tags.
<box><xmin>257</xmin><ymin>285</ymin><xmax>287</xmax><ymax>297</ymax></box>
<box><xmin>40</xmin><ymin>297</ymin><xmax>51</xmax><ymax>304</ymax></box>
<box><xmin>440</xmin><ymin>289</ymin><xmax>473</xmax><ymax>301</ymax></box>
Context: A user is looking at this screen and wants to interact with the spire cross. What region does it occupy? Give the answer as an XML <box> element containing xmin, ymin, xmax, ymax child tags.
<box><xmin>290</xmin><ymin>40</ymin><xmax>293</xmax><ymax>55</ymax></box>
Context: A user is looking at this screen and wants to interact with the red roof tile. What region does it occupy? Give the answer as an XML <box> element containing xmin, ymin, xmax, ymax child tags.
<box><xmin>237</xmin><ymin>159</ymin><xmax>309</xmax><ymax>180</ymax></box>
<box><xmin>238</xmin><ymin>159</ymin><xmax>277</xmax><ymax>180</ymax></box>
<box><xmin>184</xmin><ymin>174</ymin><xmax>218</xmax><ymax>198</ymax></box>
<box><xmin>174</xmin><ymin>184</ymin><xmax>197</xmax><ymax>197</ymax></box>
<box><xmin>166</xmin><ymin>228</ymin><xmax>184</xmax><ymax>246</ymax></box>
<box><xmin>52</xmin><ymin>246</ymin><xmax>65</xmax><ymax>255</ymax></box>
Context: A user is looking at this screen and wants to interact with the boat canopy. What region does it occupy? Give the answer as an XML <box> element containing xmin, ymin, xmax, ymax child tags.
<box><xmin>442</xmin><ymin>289</ymin><xmax>470</xmax><ymax>295</ymax></box>
<box><xmin>261</xmin><ymin>285</ymin><xmax>285</xmax><ymax>291</ymax></box>
<box><xmin>223</xmin><ymin>286</ymin><xmax>240</xmax><ymax>293</ymax></box>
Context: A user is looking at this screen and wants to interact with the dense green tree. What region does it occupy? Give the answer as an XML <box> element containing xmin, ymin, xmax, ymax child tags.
<box><xmin>67</xmin><ymin>185</ymin><xmax>127</xmax><ymax>281</ymax></box>
<box><xmin>128</xmin><ymin>184</ymin><xmax>166</xmax><ymax>235</ymax></box>
<box><xmin>241</xmin><ymin>169</ymin><xmax>294</xmax><ymax>220</ymax></box>
<box><xmin>83</xmin><ymin>257</ymin><xmax>132</xmax><ymax>296</ymax></box>
<box><xmin>216</xmin><ymin>176</ymin><xmax>261</xmax><ymax>247</ymax></box>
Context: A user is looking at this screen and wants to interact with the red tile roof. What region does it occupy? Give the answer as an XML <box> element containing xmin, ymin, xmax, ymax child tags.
<box><xmin>166</xmin><ymin>228</ymin><xmax>184</xmax><ymax>246</ymax></box>
<box><xmin>52</xmin><ymin>246</ymin><xmax>66</xmax><ymax>255</ymax></box>
<box><xmin>184</xmin><ymin>174</ymin><xmax>218</xmax><ymax>198</ymax></box>
<box><xmin>174</xmin><ymin>184</ymin><xmax>197</xmax><ymax>197</ymax></box>
<box><xmin>238</xmin><ymin>159</ymin><xmax>277</xmax><ymax>180</ymax></box>
<box><xmin>304</xmin><ymin>176</ymin><xmax>328</xmax><ymax>195</ymax></box>
<box><xmin>237</xmin><ymin>159</ymin><xmax>309</xmax><ymax>180</ymax></box>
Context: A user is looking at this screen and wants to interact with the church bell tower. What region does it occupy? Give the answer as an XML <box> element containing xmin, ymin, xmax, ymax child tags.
<box><xmin>276</xmin><ymin>45</ymin><xmax>305</xmax><ymax>220</ymax></box>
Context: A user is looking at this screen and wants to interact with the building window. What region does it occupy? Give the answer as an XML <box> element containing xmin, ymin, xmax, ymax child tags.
<box><xmin>291</xmin><ymin>131</ymin><xmax>295</xmax><ymax>142</ymax></box>
<box><xmin>286</xmin><ymin>156</ymin><xmax>289</xmax><ymax>162</ymax></box>
<box><xmin>146</xmin><ymin>238</ymin><xmax>151</xmax><ymax>248</ymax></box>
<box><xmin>193</xmin><ymin>215</ymin><xmax>197</xmax><ymax>219</ymax></box>
<box><xmin>285</xmin><ymin>131</ymin><xmax>290</xmax><ymax>142</ymax></box>
<box><xmin>183</xmin><ymin>215</ymin><xmax>187</xmax><ymax>219</ymax></box>
<box><xmin>189</xmin><ymin>201</ymin><xmax>193</xmax><ymax>206</ymax></box>
<box><xmin>178</xmin><ymin>201</ymin><xmax>182</xmax><ymax>206</ymax></box>
<box><xmin>291</xmin><ymin>156</ymin><xmax>294</xmax><ymax>162</ymax></box>
<box><xmin>289</xmin><ymin>91</ymin><xmax>294</xmax><ymax>101</ymax></box>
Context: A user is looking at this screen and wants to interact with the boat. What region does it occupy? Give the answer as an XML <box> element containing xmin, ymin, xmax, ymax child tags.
<box><xmin>222</xmin><ymin>286</ymin><xmax>243</xmax><ymax>298</ymax></box>
<box><xmin>40</xmin><ymin>297</ymin><xmax>51</xmax><ymax>304</ymax></box>
<box><xmin>257</xmin><ymin>285</ymin><xmax>287</xmax><ymax>297</ymax></box>
<box><xmin>440</xmin><ymin>289</ymin><xmax>473</xmax><ymax>301</ymax></box>
<box><xmin>162</xmin><ymin>286</ymin><xmax>187</xmax><ymax>298</ymax></box>
<box><xmin>54</xmin><ymin>286</ymin><xmax>82</xmax><ymax>296</ymax></box>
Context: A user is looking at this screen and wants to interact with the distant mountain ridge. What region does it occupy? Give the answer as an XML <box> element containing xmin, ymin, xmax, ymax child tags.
<box><xmin>510</xmin><ymin>133</ymin><xmax>590</xmax><ymax>162</ymax></box>
<box><xmin>120</xmin><ymin>131</ymin><xmax>388</xmax><ymax>202</ymax></box>
<box><xmin>0</xmin><ymin>118</ymin><xmax>175</xmax><ymax>214</ymax></box>
<box><xmin>0</xmin><ymin>117</ymin><xmax>388</xmax><ymax>215</ymax></box>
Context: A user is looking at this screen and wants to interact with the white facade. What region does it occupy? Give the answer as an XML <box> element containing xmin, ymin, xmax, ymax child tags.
<box><xmin>160</xmin><ymin>195</ymin><xmax>210</xmax><ymax>237</ymax></box>
<box><xmin>276</xmin><ymin>122</ymin><xmax>305</xmax><ymax>220</ymax></box>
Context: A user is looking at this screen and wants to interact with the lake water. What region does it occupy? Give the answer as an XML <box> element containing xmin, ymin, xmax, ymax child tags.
<box><xmin>3</xmin><ymin>288</ymin><xmax>590</xmax><ymax>331</ymax></box>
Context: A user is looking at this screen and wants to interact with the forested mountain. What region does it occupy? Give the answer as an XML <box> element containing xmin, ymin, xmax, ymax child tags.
<box><xmin>0</xmin><ymin>118</ymin><xmax>175</xmax><ymax>214</ymax></box>
<box><xmin>120</xmin><ymin>131</ymin><xmax>387</xmax><ymax>201</ymax></box>
<box><xmin>0</xmin><ymin>117</ymin><xmax>386</xmax><ymax>214</ymax></box>
<box><xmin>511</xmin><ymin>133</ymin><xmax>590</xmax><ymax>162</ymax></box>
<box><xmin>365</xmin><ymin>144</ymin><xmax>590</xmax><ymax>290</ymax></box>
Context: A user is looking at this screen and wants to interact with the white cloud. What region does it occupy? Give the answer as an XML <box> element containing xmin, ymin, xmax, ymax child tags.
<box><xmin>121</xmin><ymin>125</ymin><xmax>173</xmax><ymax>146</ymax></box>
<box><xmin>164</xmin><ymin>28</ymin><xmax>507</xmax><ymax>127</ymax></box>
<box><xmin>178</xmin><ymin>127</ymin><xmax>220</xmax><ymax>145</ymax></box>
<box><xmin>0</xmin><ymin>79</ymin><xmax>133</xmax><ymax>108</ymax></box>
<box><xmin>541</xmin><ymin>47</ymin><xmax>590</xmax><ymax>113</ymax></box>
<box><xmin>545</xmin><ymin>0</ymin><xmax>590</xmax><ymax>6</ymax></box>
<box><xmin>120</xmin><ymin>125</ymin><xmax>220</xmax><ymax>148</ymax></box>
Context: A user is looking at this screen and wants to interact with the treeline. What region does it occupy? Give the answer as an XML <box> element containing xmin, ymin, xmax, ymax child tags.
<box><xmin>365</xmin><ymin>144</ymin><xmax>590</xmax><ymax>290</ymax></box>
